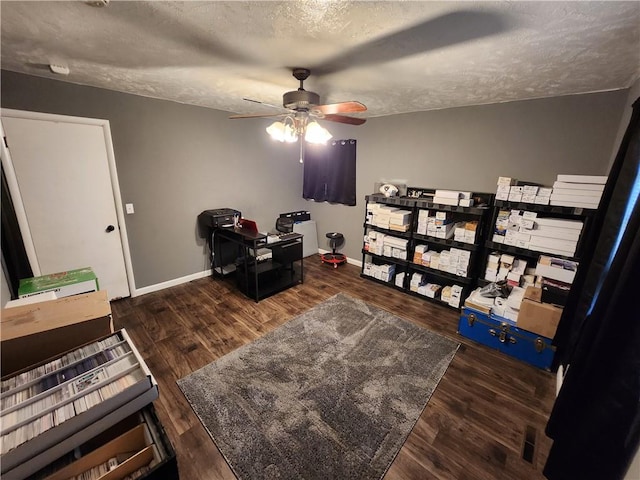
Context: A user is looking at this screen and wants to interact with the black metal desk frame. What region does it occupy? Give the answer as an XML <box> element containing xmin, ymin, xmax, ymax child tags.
<box><xmin>214</xmin><ymin>227</ymin><xmax>304</xmax><ymax>302</ymax></box>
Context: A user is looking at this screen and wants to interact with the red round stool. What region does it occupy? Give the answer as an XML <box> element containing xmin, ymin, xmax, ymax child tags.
<box><xmin>321</xmin><ymin>232</ymin><xmax>346</xmax><ymax>268</ymax></box>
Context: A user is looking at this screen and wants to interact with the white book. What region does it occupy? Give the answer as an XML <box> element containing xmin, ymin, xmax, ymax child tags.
<box><xmin>556</xmin><ymin>174</ymin><xmax>607</xmax><ymax>184</ymax></box>
<box><xmin>553</xmin><ymin>181</ymin><xmax>605</xmax><ymax>192</ymax></box>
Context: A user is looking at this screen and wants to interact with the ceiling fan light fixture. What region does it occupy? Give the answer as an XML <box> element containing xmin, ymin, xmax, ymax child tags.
<box><xmin>266</xmin><ymin>120</ymin><xmax>297</xmax><ymax>143</ymax></box>
<box><xmin>305</xmin><ymin>121</ymin><xmax>332</xmax><ymax>145</ymax></box>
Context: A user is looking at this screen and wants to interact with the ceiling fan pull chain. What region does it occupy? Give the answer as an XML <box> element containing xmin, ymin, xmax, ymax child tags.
<box><xmin>299</xmin><ymin>137</ymin><xmax>305</xmax><ymax>164</ymax></box>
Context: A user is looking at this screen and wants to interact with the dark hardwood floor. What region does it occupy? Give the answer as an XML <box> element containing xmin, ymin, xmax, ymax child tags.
<box><xmin>110</xmin><ymin>255</ymin><xmax>555</xmax><ymax>480</ymax></box>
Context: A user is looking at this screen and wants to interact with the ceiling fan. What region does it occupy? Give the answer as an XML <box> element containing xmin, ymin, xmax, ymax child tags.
<box><xmin>229</xmin><ymin>68</ymin><xmax>366</xmax><ymax>160</ymax></box>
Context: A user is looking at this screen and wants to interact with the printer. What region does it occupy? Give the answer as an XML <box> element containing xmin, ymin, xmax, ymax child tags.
<box><xmin>197</xmin><ymin>208</ymin><xmax>242</xmax><ymax>276</ymax></box>
<box><xmin>197</xmin><ymin>208</ymin><xmax>241</xmax><ymax>230</ymax></box>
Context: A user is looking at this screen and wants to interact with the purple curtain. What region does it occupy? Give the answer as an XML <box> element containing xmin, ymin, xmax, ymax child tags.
<box><xmin>303</xmin><ymin>139</ymin><xmax>357</xmax><ymax>206</ymax></box>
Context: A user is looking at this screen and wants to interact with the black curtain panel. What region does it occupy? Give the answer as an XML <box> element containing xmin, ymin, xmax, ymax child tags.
<box><xmin>1</xmin><ymin>165</ymin><xmax>33</xmax><ymax>298</ymax></box>
<box><xmin>303</xmin><ymin>139</ymin><xmax>357</xmax><ymax>206</ymax></box>
<box><xmin>544</xmin><ymin>97</ymin><xmax>640</xmax><ymax>480</ymax></box>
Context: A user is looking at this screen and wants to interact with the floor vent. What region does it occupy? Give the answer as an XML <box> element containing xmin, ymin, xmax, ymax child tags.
<box><xmin>522</xmin><ymin>425</ymin><xmax>537</xmax><ymax>463</ymax></box>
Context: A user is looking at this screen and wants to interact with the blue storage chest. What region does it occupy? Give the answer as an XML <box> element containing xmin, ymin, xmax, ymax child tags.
<box><xmin>458</xmin><ymin>306</ymin><xmax>555</xmax><ymax>370</ymax></box>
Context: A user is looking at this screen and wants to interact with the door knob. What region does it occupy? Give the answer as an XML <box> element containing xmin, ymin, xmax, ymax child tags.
<box><xmin>106</xmin><ymin>225</ymin><xmax>115</xmax><ymax>232</ymax></box>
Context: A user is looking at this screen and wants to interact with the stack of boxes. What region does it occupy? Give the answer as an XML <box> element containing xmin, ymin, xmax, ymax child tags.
<box><xmin>417</xmin><ymin>210</ymin><xmax>474</xmax><ymax>241</ymax></box>
<box><xmin>383</xmin><ymin>236</ymin><xmax>409</xmax><ymax>260</ymax></box>
<box><xmin>363</xmin><ymin>232</ymin><xmax>408</xmax><ymax>260</ymax></box>
<box><xmin>416</xmin><ymin>210</ymin><xmax>430</xmax><ymax>235</ymax></box>
<box><xmin>474</xmin><ymin>253</ymin><xmax>575</xmax><ymax>338</ymax></box>
<box><xmin>527</xmin><ymin>216</ymin><xmax>583</xmax><ymax>257</ymax></box>
<box><xmin>550</xmin><ymin>174</ymin><xmax>606</xmax><ymax>209</ymax></box>
<box><xmin>517</xmin><ymin>286</ymin><xmax>563</xmax><ymax>339</ymax></box>
<box><xmin>484</xmin><ymin>252</ymin><xmax>535</xmax><ymax>288</ymax></box>
<box><xmin>492</xmin><ymin>209</ymin><xmax>583</xmax><ymax>257</ymax></box>
<box><xmin>366</xmin><ymin>203</ymin><xmax>412</xmax><ymax>230</ymax></box>
<box><xmin>389</xmin><ymin>209</ymin><xmax>412</xmax><ymax>233</ymax></box>
<box><xmin>534</xmin><ymin>255</ymin><xmax>578</xmax><ymax>307</ymax></box>
<box><xmin>432</xmin><ymin>190</ymin><xmax>475</xmax><ymax>207</ymax></box>
<box><xmin>495</xmin><ymin>174</ymin><xmax>606</xmax><ymax>210</ymax></box>
<box><xmin>418</xmin><ymin>211</ymin><xmax>456</xmax><ymax>239</ymax></box>
<box><xmin>495</xmin><ymin>177</ymin><xmax>553</xmax><ymax>205</ymax></box>
<box><xmin>362</xmin><ymin>262</ymin><xmax>396</xmax><ymax>283</ymax></box>
<box><xmin>414</xmin><ymin>247</ymin><xmax>471</xmax><ymax>277</ymax></box>
<box><xmin>409</xmin><ymin>273</ymin><xmax>464</xmax><ymax>308</ymax></box>
<box><xmin>453</xmin><ymin>221</ymin><xmax>478</xmax><ymax>244</ymax></box>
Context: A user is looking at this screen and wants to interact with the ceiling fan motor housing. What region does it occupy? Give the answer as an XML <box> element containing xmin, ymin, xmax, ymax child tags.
<box><xmin>283</xmin><ymin>90</ymin><xmax>320</xmax><ymax>110</ymax></box>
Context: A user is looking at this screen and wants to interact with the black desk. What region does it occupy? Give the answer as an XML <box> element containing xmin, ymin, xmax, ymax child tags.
<box><xmin>214</xmin><ymin>227</ymin><xmax>304</xmax><ymax>302</ymax></box>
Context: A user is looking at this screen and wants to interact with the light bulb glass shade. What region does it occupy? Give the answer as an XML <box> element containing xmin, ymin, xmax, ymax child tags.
<box><xmin>305</xmin><ymin>121</ymin><xmax>332</xmax><ymax>144</ymax></box>
<box><xmin>266</xmin><ymin>121</ymin><xmax>298</xmax><ymax>143</ymax></box>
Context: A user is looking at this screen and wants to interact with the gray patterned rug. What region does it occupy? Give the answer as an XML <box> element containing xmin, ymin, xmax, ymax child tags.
<box><xmin>177</xmin><ymin>293</ymin><xmax>458</xmax><ymax>480</ymax></box>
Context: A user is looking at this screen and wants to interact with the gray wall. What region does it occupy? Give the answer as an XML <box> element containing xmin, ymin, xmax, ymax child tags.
<box><xmin>306</xmin><ymin>91</ymin><xmax>627</xmax><ymax>260</ymax></box>
<box><xmin>1</xmin><ymin>70</ymin><xmax>628</xmax><ymax>288</ymax></box>
<box><xmin>1</xmin><ymin>71</ymin><xmax>309</xmax><ymax>289</ymax></box>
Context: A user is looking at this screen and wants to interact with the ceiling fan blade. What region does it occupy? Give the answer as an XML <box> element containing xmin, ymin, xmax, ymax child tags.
<box><xmin>312</xmin><ymin>101</ymin><xmax>367</xmax><ymax>115</ymax></box>
<box><xmin>323</xmin><ymin>115</ymin><xmax>367</xmax><ymax>126</ymax></box>
<box><xmin>243</xmin><ymin>97</ymin><xmax>286</xmax><ymax>111</ymax></box>
<box><xmin>229</xmin><ymin>113</ymin><xmax>285</xmax><ymax>119</ymax></box>
<box><xmin>312</xmin><ymin>10</ymin><xmax>509</xmax><ymax>76</ymax></box>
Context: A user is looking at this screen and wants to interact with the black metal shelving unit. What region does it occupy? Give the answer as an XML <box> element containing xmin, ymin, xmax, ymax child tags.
<box><xmin>361</xmin><ymin>190</ymin><xmax>494</xmax><ymax>310</ymax></box>
<box><xmin>478</xmin><ymin>199</ymin><xmax>598</xmax><ymax>287</ymax></box>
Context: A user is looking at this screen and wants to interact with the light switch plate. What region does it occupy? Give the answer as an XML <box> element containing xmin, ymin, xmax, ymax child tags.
<box><xmin>125</xmin><ymin>203</ymin><xmax>135</xmax><ymax>214</ymax></box>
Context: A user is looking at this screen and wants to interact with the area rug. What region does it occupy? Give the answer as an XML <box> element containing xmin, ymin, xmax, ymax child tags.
<box><xmin>177</xmin><ymin>293</ymin><xmax>459</xmax><ymax>480</ymax></box>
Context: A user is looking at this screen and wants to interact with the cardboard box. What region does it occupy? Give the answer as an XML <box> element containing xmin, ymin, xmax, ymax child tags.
<box><xmin>43</xmin><ymin>423</ymin><xmax>156</xmax><ymax>480</ymax></box>
<box><xmin>1</xmin><ymin>291</ymin><xmax>113</xmax><ymax>376</ymax></box>
<box><xmin>497</xmin><ymin>176</ymin><xmax>517</xmax><ymax>186</ymax></box>
<box><xmin>517</xmin><ymin>298</ymin><xmax>562</xmax><ymax>338</ymax></box>
<box><xmin>18</xmin><ymin>267</ymin><xmax>99</xmax><ymax>299</ymax></box>
<box><xmin>524</xmin><ymin>286</ymin><xmax>543</xmax><ymax>302</ymax></box>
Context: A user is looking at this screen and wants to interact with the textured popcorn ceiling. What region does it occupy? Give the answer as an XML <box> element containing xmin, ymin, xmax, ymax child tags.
<box><xmin>1</xmin><ymin>1</ymin><xmax>639</xmax><ymax>117</ymax></box>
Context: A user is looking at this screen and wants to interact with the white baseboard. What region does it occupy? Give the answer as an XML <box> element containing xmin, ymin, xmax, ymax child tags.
<box><xmin>131</xmin><ymin>250</ymin><xmax>363</xmax><ymax>298</ymax></box>
<box><xmin>131</xmin><ymin>269</ymin><xmax>212</xmax><ymax>297</ymax></box>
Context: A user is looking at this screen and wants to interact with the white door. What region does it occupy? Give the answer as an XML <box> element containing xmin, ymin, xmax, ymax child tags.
<box><xmin>1</xmin><ymin>111</ymin><xmax>131</xmax><ymax>300</ymax></box>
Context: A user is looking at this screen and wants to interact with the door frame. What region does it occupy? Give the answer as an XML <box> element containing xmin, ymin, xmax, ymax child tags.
<box><xmin>0</xmin><ymin>108</ymin><xmax>136</xmax><ymax>296</ymax></box>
